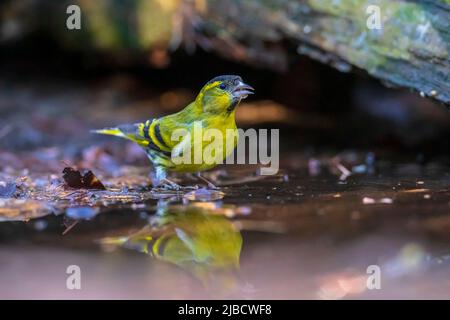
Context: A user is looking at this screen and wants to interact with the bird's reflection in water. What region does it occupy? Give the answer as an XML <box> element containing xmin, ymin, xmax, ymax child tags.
<box><xmin>100</xmin><ymin>200</ymin><xmax>243</xmax><ymax>295</ymax></box>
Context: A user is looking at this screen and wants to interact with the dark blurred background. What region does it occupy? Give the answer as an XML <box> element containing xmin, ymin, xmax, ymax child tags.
<box><xmin>1</xmin><ymin>0</ymin><xmax>450</xmax><ymax>300</ymax></box>
<box><xmin>0</xmin><ymin>0</ymin><xmax>449</xmax><ymax>163</ymax></box>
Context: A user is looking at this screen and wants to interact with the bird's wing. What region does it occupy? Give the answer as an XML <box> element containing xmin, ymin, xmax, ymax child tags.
<box><xmin>94</xmin><ymin>117</ymin><xmax>182</xmax><ymax>157</ymax></box>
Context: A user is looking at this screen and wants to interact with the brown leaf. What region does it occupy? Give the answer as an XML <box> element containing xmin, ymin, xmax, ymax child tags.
<box><xmin>62</xmin><ymin>167</ymin><xmax>106</xmax><ymax>190</ymax></box>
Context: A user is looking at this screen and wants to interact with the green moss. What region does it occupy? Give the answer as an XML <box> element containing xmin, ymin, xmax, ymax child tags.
<box><xmin>308</xmin><ymin>0</ymin><xmax>447</xmax><ymax>73</ymax></box>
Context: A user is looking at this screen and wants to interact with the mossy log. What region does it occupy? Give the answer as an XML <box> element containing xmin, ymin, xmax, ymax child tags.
<box><xmin>200</xmin><ymin>0</ymin><xmax>450</xmax><ymax>104</ymax></box>
<box><xmin>1</xmin><ymin>0</ymin><xmax>449</xmax><ymax>103</ymax></box>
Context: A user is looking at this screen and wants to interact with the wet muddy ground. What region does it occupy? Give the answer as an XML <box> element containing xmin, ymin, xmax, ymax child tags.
<box><xmin>1</xmin><ymin>74</ymin><xmax>449</xmax><ymax>299</ymax></box>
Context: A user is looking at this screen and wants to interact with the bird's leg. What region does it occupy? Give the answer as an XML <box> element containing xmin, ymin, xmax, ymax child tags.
<box><xmin>196</xmin><ymin>172</ymin><xmax>219</xmax><ymax>189</ymax></box>
<box><xmin>151</xmin><ymin>166</ymin><xmax>180</xmax><ymax>190</ymax></box>
<box><xmin>150</xmin><ymin>166</ymin><xmax>165</xmax><ymax>187</ymax></box>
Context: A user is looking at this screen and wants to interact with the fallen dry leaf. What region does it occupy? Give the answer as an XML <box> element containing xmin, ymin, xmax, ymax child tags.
<box><xmin>62</xmin><ymin>167</ymin><xmax>106</xmax><ymax>190</ymax></box>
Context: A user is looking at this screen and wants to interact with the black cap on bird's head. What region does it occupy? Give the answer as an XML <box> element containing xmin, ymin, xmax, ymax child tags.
<box><xmin>206</xmin><ymin>75</ymin><xmax>254</xmax><ymax>100</ymax></box>
<box><xmin>199</xmin><ymin>75</ymin><xmax>254</xmax><ymax>113</ymax></box>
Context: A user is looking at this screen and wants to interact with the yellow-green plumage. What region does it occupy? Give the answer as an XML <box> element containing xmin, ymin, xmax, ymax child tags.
<box><xmin>93</xmin><ymin>75</ymin><xmax>254</xmax><ymax>187</ymax></box>
<box><xmin>99</xmin><ymin>204</ymin><xmax>242</xmax><ymax>291</ymax></box>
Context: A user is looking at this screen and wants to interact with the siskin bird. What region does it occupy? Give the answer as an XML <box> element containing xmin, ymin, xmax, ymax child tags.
<box><xmin>93</xmin><ymin>75</ymin><xmax>254</xmax><ymax>189</ymax></box>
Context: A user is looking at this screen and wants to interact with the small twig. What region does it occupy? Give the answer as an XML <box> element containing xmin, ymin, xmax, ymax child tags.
<box><xmin>62</xmin><ymin>220</ymin><xmax>79</xmax><ymax>235</ymax></box>
<box><xmin>336</xmin><ymin>163</ymin><xmax>352</xmax><ymax>181</ymax></box>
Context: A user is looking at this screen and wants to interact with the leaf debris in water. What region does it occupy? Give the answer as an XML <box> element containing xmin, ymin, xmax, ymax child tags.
<box><xmin>0</xmin><ymin>181</ymin><xmax>16</xmax><ymax>198</ymax></box>
<box><xmin>183</xmin><ymin>188</ymin><xmax>225</xmax><ymax>202</ymax></box>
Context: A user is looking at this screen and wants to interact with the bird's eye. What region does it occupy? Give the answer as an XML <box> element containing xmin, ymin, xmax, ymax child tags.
<box><xmin>219</xmin><ymin>83</ymin><xmax>226</xmax><ymax>90</ymax></box>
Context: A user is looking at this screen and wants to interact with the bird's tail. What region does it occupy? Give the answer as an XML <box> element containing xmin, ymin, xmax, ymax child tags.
<box><xmin>91</xmin><ymin>127</ymin><xmax>127</xmax><ymax>138</ymax></box>
<box><xmin>91</xmin><ymin>123</ymin><xmax>148</xmax><ymax>146</ymax></box>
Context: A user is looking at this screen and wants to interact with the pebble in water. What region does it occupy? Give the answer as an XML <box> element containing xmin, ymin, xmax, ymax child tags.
<box><xmin>66</xmin><ymin>206</ymin><xmax>98</xmax><ymax>220</ymax></box>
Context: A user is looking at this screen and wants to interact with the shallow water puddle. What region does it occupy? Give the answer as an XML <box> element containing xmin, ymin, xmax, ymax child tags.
<box><xmin>0</xmin><ymin>159</ymin><xmax>449</xmax><ymax>299</ymax></box>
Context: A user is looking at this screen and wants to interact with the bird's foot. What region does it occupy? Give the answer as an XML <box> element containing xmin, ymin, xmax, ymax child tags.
<box><xmin>196</xmin><ymin>174</ymin><xmax>220</xmax><ymax>190</ymax></box>
<box><xmin>162</xmin><ymin>178</ymin><xmax>182</xmax><ymax>190</ymax></box>
<box><xmin>152</xmin><ymin>178</ymin><xmax>198</xmax><ymax>192</ymax></box>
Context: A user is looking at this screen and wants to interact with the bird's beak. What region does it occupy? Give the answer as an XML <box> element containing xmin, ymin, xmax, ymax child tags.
<box><xmin>232</xmin><ymin>81</ymin><xmax>254</xmax><ymax>99</ymax></box>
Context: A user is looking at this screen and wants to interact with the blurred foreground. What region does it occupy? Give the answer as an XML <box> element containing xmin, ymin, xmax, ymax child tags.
<box><xmin>1</xmin><ymin>159</ymin><xmax>450</xmax><ymax>299</ymax></box>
